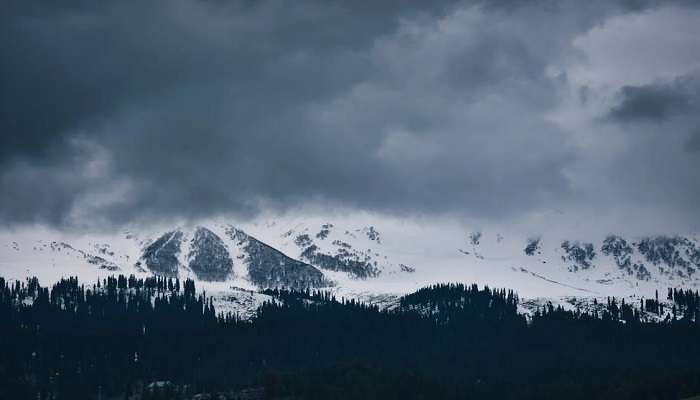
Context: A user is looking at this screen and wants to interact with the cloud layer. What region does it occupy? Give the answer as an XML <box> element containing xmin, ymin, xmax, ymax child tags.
<box><xmin>1</xmin><ymin>0</ymin><xmax>699</xmax><ymax>231</ymax></box>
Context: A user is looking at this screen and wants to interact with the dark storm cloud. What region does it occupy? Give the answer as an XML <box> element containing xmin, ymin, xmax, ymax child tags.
<box><xmin>607</xmin><ymin>80</ymin><xmax>696</xmax><ymax>122</ymax></box>
<box><xmin>0</xmin><ymin>154</ymin><xmax>88</xmax><ymax>226</ymax></box>
<box><xmin>686</xmin><ymin>129</ymin><xmax>700</xmax><ymax>153</ymax></box>
<box><xmin>1</xmin><ymin>0</ymin><xmax>698</xmax><ymax>228</ymax></box>
<box><xmin>1</xmin><ymin>0</ymin><xmax>458</xmax><ymax>160</ymax></box>
<box><xmin>593</xmin><ymin>72</ymin><xmax>700</xmax><ymax>226</ymax></box>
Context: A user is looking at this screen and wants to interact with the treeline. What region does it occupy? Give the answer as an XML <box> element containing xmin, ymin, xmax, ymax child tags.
<box><xmin>2</xmin><ymin>276</ymin><xmax>700</xmax><ymax>399</ymax></box>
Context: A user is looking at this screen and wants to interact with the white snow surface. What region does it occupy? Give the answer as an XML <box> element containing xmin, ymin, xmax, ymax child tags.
<box><xmin>1</xmin><ymin>215</ymin><xmax>699</xmax><ymax>316</ymax></box>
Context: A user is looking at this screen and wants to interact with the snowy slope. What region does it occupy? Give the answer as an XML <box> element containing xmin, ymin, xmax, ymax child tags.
<box><xmin>227</xmin><ymin>216</ymin><xmax>700</xmax><ymax>302</ymax></box>
<box><xmin>1</xmin><ymin>218</ymin><xmax>699</xmax><ymax>312</ymax></box>
<box><xmin>0</xmin><ymin>226</ymin><xmax>146</xmax><ymax>285</ymax></box>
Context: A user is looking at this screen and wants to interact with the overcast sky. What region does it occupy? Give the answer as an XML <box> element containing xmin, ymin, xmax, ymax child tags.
<box><xmin>2</xmin><ymin>0</ymin><xmax>699</xmax><ymax>233</ymax></box>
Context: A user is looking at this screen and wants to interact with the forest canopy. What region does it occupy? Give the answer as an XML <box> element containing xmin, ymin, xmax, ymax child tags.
<box><xmin>1</xmin><ymin>275</ymin><xmax>700</xmax><ymax>399</ymax></box>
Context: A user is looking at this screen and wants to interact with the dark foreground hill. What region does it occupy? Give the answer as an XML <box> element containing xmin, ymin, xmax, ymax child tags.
<box><xmin>2</xmin><ymin>275</ymin><xmax>700</xmax><ymax>399</ymax></box>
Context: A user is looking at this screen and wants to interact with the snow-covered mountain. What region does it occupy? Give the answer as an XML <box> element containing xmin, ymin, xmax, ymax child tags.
<box><xmin>136</xmin><ymin>226</ymin><xmax>329</xmax><ymax>289</ymax></box>
<box><xmin>2</xmin><ymin>218</ymin><xmax>699</xmax><ymax>314</ymax></box>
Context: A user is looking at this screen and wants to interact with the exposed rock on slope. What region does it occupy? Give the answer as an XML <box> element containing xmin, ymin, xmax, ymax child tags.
<box><xmin>300</xmin><ymin>244</ymin><xmax>380</xmax><ymax>278</ymax></box>
<box><xmin>226</xmin><ymin>227</ymin><xmax>329</xmax><ymax>290</ymax></box>
<box><xmin>637</xmin><ymin>236</ymin><xmax>699</xmax><ymax>278</ymax></box>
<box><xmin>294</xmin><ymin>230</ymin><xmax>380</xmax><ymax>278</ymax></box>
<box><xmin>560</xmin><ymin>241</ymin><xmax>596</xmax><ymax>272</ymax></box>
<box><xmin>524</xmin><ymin>238</ymin><xmax>541</xmax><ymax>256</ymax></box>
<box><xmin>601</xmin><ymin>235</ymin><xmax>650</xmax><ymax>280</ymax></box>
<box><xmin>141</xmin><ymin>231</ymin><xmax>183</xmax><ymax>277</ymax></box>
<box><xmin>187</xmin><ymin>227</ymin><xmax>233</xmax><ymax>281</ymax></box>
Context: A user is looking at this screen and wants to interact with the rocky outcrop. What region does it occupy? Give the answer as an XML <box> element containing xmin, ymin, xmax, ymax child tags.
<box><xmin>187</xmin><ymin>227</ymin><xmax>233</xmax><ymax>281</ymax></box>
<box><xmin>227</xmin><ymin>227</ymin><xmax>329</xmax><ymax>290</ymax></box>
<box><xmin>601</xmin><ymin>235</ymin><xmax>650</xmax><ymax>281</ymax></box>
<box><xmin>561</xmin><ymin>240</ymin><xmax>596</xmax><ymax>272</ymax></box>
<box><xmin>524</xmin><ymin>238</ymin><xmax>541</xmax><ymax>256</ymax></box>
<box><xmin>636</xmin><ymin>236</ymin><xmax>699</xmax><ymax>278</ymax></box>
<box><xmin>142</xmin><ymin>231</ymin><xmax>183</xmax><ymax>277</ymax></box>
<box><xmin>299</xmin><ymin>243</ymin><xmax>380</xmax><ymax>279</ymax></box>
<box><xmin>289</xmin><ymin>225</ymin><xmax>384</xmax><ymax>278</ymax></box>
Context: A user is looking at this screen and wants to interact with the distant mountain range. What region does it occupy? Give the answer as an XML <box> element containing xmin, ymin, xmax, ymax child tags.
<box><xmin>2</xmin><ymin>220</ymin><xmax>699</xmax><ymax>313</ymax></box>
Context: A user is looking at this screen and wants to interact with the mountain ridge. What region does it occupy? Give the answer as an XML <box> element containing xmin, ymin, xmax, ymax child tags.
<box><xmin>1</xmin><ymin>220</ymin><xmax>699</xmax><ymax>306</ymax></box>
